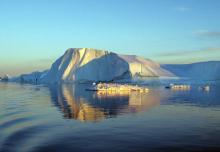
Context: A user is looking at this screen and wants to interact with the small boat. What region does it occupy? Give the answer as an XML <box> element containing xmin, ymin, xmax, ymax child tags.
<box><xmin>86</xmin><ymin>83</ymin><xmax>149</xmax><ymax>93</ymax></box>
<box><xmin>199</xmin><ymin>85</ymin><xmax>210</xmax><ymax>92</ymax></box>
<box><xmin>165</xmin><ymin>83</ymin><xmax>191</xmax><ymax>90</ymax></box>
<box><xmin>165</xmin><ymin>85</ymin><xmax>171</xmax><ymax>89</ymax></box>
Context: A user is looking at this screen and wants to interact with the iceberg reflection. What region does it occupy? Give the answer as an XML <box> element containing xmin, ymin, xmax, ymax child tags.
<box><xmin>49</xmin><ymin>84</ymin><xmax>163</xmax><ymax>122</ymax></box>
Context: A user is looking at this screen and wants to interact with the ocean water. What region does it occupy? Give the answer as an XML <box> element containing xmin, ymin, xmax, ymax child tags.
<box><xmin>0</xmin><ymin>82</ymin><xmax>220</xmax><ymax>152</ymax></box>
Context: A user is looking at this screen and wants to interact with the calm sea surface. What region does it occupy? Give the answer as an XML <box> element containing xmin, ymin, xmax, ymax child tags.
<box><xmin>0</xmin><ymin>82</ymin><xmax>220</xmax><ymax>152</ymax></box>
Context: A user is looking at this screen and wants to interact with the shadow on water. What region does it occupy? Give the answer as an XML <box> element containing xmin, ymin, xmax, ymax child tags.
<box><xmin>48</xmin><ymin>84</ymin><xmax>163</xmax><ymax>122</ymax></box>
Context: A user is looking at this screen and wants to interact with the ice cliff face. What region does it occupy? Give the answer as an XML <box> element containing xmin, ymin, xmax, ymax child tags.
<box><xmin>41</xmin><ymin>48</ymin><xmax>172</xmax><ymax>83</ymax></box>
<box><xmin>19</xmin><ymin>71</ymin><xmax>48</xmax><ymax>83</ymax></box>
<box><xmin>119</xmin><ymin>55</ymin><xmax>173</xmax><ymax>77</ymax></box>
<box><xmin>162</xmin><ymin>61</ymin><xmax>220</xmax><ymax>80</ymax></box>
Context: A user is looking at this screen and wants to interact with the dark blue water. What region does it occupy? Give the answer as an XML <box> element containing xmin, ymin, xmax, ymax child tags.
<box><xmin>0</xmin><ymin>82</ymin><xmax>220</xmax><ymax>152</ymax></box>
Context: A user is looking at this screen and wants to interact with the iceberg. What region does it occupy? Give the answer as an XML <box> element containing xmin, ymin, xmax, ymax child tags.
<box><xmin>19</xmin><ymin>71</ymin><xmax>48</xmax><ymax>83</ymax></box>
<box><xmin>162</xmin><ymin>61</ymin><xmax>220</xmax><ymax>80</ymax></box>
<box><xmin>0</xmin><ymin>74</ymin><xmax>10</xmax><ymax>82</ymax></box>
<box><xmin>8</xmin><ymin>71</ymin><xmax>48</xmax><ymax>84</ymax></box>
<box><xmin>41</xmin><ymin>48</ymin><xmax>172</xmax><ymax>83</ymax></box>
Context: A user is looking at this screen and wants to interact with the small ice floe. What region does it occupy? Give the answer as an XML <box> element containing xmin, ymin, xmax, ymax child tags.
<box><xmin>199</xmin><ymin>85</ymin><xmax>210</xmax><ymax>92</ymax></box>
<box><xmin>1</xmin><ymin>75</ymin><xmax>10</xmax><ymax>82</ymax></box>
<box><xmin>165</xmin><ymin>83</ymin><xmax>191</xmax><ymax>90</ymax></box>
<box><xmin>86</xmin><ymin>82</ymin><xmax>149</xmax><ymax>93</ymax></box>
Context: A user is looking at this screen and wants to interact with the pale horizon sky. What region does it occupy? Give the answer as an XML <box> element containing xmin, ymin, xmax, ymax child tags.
<box><xmin>0</xmin><ymin>0</ymin><xmax>220</xmax><ymax>76</ymax></box>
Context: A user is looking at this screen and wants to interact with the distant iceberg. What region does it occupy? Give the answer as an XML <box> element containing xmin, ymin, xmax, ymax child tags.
<box><xmin>0</xmin><ymin>74</ymin><xmax>10</xmax><ymax>82</ymax></box>
<box><xmin>162</xmin><ymin>61</ymin><xmax>220</xmax><ymax>80</ymax></box>
<box><xmin>7</xmin><ymin>71</ymin><xmax>48</xmax><ymax>84</ymax></box>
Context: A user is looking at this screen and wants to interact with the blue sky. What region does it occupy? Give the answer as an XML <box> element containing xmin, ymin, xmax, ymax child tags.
<box><xmin>0</xmin><ymin>0</ymin><xmax>220</xmax><ymax>75</ymax></box>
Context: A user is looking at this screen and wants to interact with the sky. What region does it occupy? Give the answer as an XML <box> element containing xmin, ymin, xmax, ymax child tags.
<box><xmin>0</xmin><ymin>0</ymin><xmax>220</xmax><ymax>76</ymax></box>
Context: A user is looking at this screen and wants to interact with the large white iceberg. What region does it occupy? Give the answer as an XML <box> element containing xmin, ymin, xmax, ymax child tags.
<box><xmin>41</xmin><ymin>48</ymin><xmax>173</xmax><ymax>83</ymax></box>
